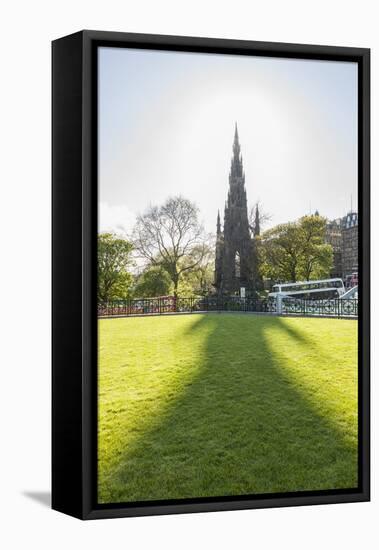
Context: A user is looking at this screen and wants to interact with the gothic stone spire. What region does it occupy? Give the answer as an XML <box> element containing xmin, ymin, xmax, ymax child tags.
<box><xmin>216</xmin><ymin>209</ymin><xmax>221</xmax><ymax>236</ymax></box>
<box><xmin>214</xmin><ymin>124</ymin><xmax>256</xmax><ymax>295</ymax></box>
<box><xmin>233</xmin><ymin>122</ymin><xmax>240</xmax><ymax>156</ymax></box>
<box><xmin>230</xmin><ymin>122</ymin><xmax>243</xmax><ymax>180</ymax></box>
<box><xmin>254</xmin><ymin>203</ymin><xmax>260</xmax><ymax>237</ymax></box>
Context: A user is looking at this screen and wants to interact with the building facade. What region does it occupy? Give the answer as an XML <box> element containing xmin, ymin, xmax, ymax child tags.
<box><xmin>214</xmin><ymin>125</ymin><xmax>259</xmax><ymax>295</ymax></box>
<box><xmin>325</xmin><ymin>218</ymin><xmax>343</xmax><ymax>278</ymax></box>
<box><xmin>325</xmin><ymin>212</ymin><xmax>358</xmax><ymax>279</ymax></box>
<box><xmin>341</xmin><ymin>212</ymin><xmax>358</xmax><ymax>278</ymax></box>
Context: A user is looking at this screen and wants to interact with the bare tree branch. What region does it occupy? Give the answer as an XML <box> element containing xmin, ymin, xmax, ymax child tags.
<box><xmin>249</xmin><ymin>201</ymin><xmax>272</xmax><ymax>235</ymax></box>
<box><xmin>132</xmin><ymin>196</ymin><xmax>208</xmax><ymax>296</ymax></box>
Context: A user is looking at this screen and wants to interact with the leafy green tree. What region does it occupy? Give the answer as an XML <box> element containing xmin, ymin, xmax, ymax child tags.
<box><xmin>98</xmin><ymin>233</ymin><xmax>133</xmax><ymax>301</ymax></box>
<box><xmin>134</xmin><ymin>266</ymin><xmax>172</xmax><ymax>298</ymax></box>
<box><xmin>178</xmin><ymin>241</ymin><xmax>215</xmax><ymax>296</ymax></box>
<box><xmin>261</xmin><ymin>222</ymin><xmax>301</xmax><ymax>282</ymax></box>
<box><xmin>176</xmin><ymin>276</ymin><xmax>197</xmax><ymax>297</ymax></box>
<box><xmin>261</xmin><ymin>215</ymin><xmax>333</xmax><ymax>282</ymax></box>
<box><xmin>298</xmin><ymin>216</ymin><xmax>333</xmax><ymax>280</ymax></box>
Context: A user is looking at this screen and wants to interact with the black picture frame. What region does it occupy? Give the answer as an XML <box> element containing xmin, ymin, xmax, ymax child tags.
<box><xmin>52</xmin><ymin>30</ymin><xmax>370</xmax><ymax>520</ymax></box>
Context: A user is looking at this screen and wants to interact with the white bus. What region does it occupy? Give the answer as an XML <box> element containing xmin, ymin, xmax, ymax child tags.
<box><xmin>269</xmin><ymin>278</ymin><xmax>345</xmax><ymax>300</ymax></box>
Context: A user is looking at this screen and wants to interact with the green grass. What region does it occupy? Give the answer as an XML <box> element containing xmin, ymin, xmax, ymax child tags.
<box><xmin>98</xmin><ymin>313</ymin><xmax>358</xmax><ymax>503</ymax></box>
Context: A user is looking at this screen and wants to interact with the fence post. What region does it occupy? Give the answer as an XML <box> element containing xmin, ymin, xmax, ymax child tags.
<box><xmin>277</xmin><ymin>295</ymin><xmax>282</xmax><ymax>315</ymax></box>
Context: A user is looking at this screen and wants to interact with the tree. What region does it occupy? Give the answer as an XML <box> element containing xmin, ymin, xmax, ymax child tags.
<box><xmin>132</xmin><ymin>196</ymin><xmax>208</xmax><ymax>297</ymax></box>
<box><xmin>261</xmin><ymin>215</ymin><xmax>333</xmax><ymax>282</ymax></box>
<box><xmin>134</xmin><ymin>266</ymin><xmax>172</xmax><ymax>298</ymax></box>
<box><xmin>179</xmin><ymin>241</ymin><xmax>215</xmax><ymax>295</ymax></box>
<box><xmin>261</xmin><ymin>222</ymin><xmax>301</xmax><ymax>282</ymax></box>
<box><xmin>298</xmin><ymin>215</ymin><xmax>333</xmax><ymax>281</ymax></box>
<box><xmin>98</xmin><ymin>233</ymin><xmax>133</xmax><ymax>302</ymax></box>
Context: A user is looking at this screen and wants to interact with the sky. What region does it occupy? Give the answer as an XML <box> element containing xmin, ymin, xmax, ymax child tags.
<box><xmin>98</xmin><ymin>46</ymin><xmax>358</xmax><ymax>237</ymax></box>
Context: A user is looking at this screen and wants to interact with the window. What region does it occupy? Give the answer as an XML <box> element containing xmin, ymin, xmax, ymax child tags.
<box><xmin>235</xmin><ymin>251</ymin><xmax>241</xmax><ymax>278</ymax></box>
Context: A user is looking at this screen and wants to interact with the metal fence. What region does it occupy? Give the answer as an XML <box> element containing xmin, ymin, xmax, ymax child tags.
<box><xmin>281</xmin><ymin>297</ymin><xmax>358</xmax><ymax>318</ymax></box>
<box><xmin>97</xmin><ymin>296</ymin><xmax>276</xmax><ymax>317</ymax></box>
<box><xmin>98</xmin><ymin>295</ymin><xmax>358</xmax><ymax>319</ymax></box>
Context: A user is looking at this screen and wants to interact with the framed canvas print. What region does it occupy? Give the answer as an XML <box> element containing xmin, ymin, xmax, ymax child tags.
<box><xmin>52</xmin><ymin>30</ymin><xmax>370</xmax><ymax>519</ymax></box>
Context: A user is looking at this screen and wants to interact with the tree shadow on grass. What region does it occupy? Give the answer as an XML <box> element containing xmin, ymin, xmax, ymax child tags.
<box><xmin>99</xmin><ymin>314</ymin><xmax>358</xmax><ymax>504</ymax></box>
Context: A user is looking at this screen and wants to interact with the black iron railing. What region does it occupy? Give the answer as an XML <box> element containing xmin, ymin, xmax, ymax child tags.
<box><xmin>281</xmin><ymin>297</ymin><xmax>358</xmax><ymax>317</ymax></box>
<box><xmin>98</xmin><ymin>296</ymin><xmax>358</xmax><ymax>318</ymax></box>
<box><xmin>97</xmin><ymin>295</ymin><xmax>277</xmax><ymax>317</ymax></box>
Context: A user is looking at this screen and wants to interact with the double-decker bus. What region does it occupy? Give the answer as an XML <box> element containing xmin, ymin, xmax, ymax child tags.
<box><xmin>269</xmin><ymin>278</ymin><xmax>345</xmax><ymax>300</ymax></box>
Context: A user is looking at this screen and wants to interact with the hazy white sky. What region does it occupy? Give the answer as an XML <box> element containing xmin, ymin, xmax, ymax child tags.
<box><xmin>98</xmin><ymin>47</ymin><xmax>358</xmax><ymax>236</ymax></box>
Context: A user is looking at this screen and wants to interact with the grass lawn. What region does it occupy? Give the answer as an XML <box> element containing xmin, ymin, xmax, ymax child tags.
<box><xmin>98</xmin><ymin>313</ymin><xmax>358</xmax><ymax>504</ymax></box>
